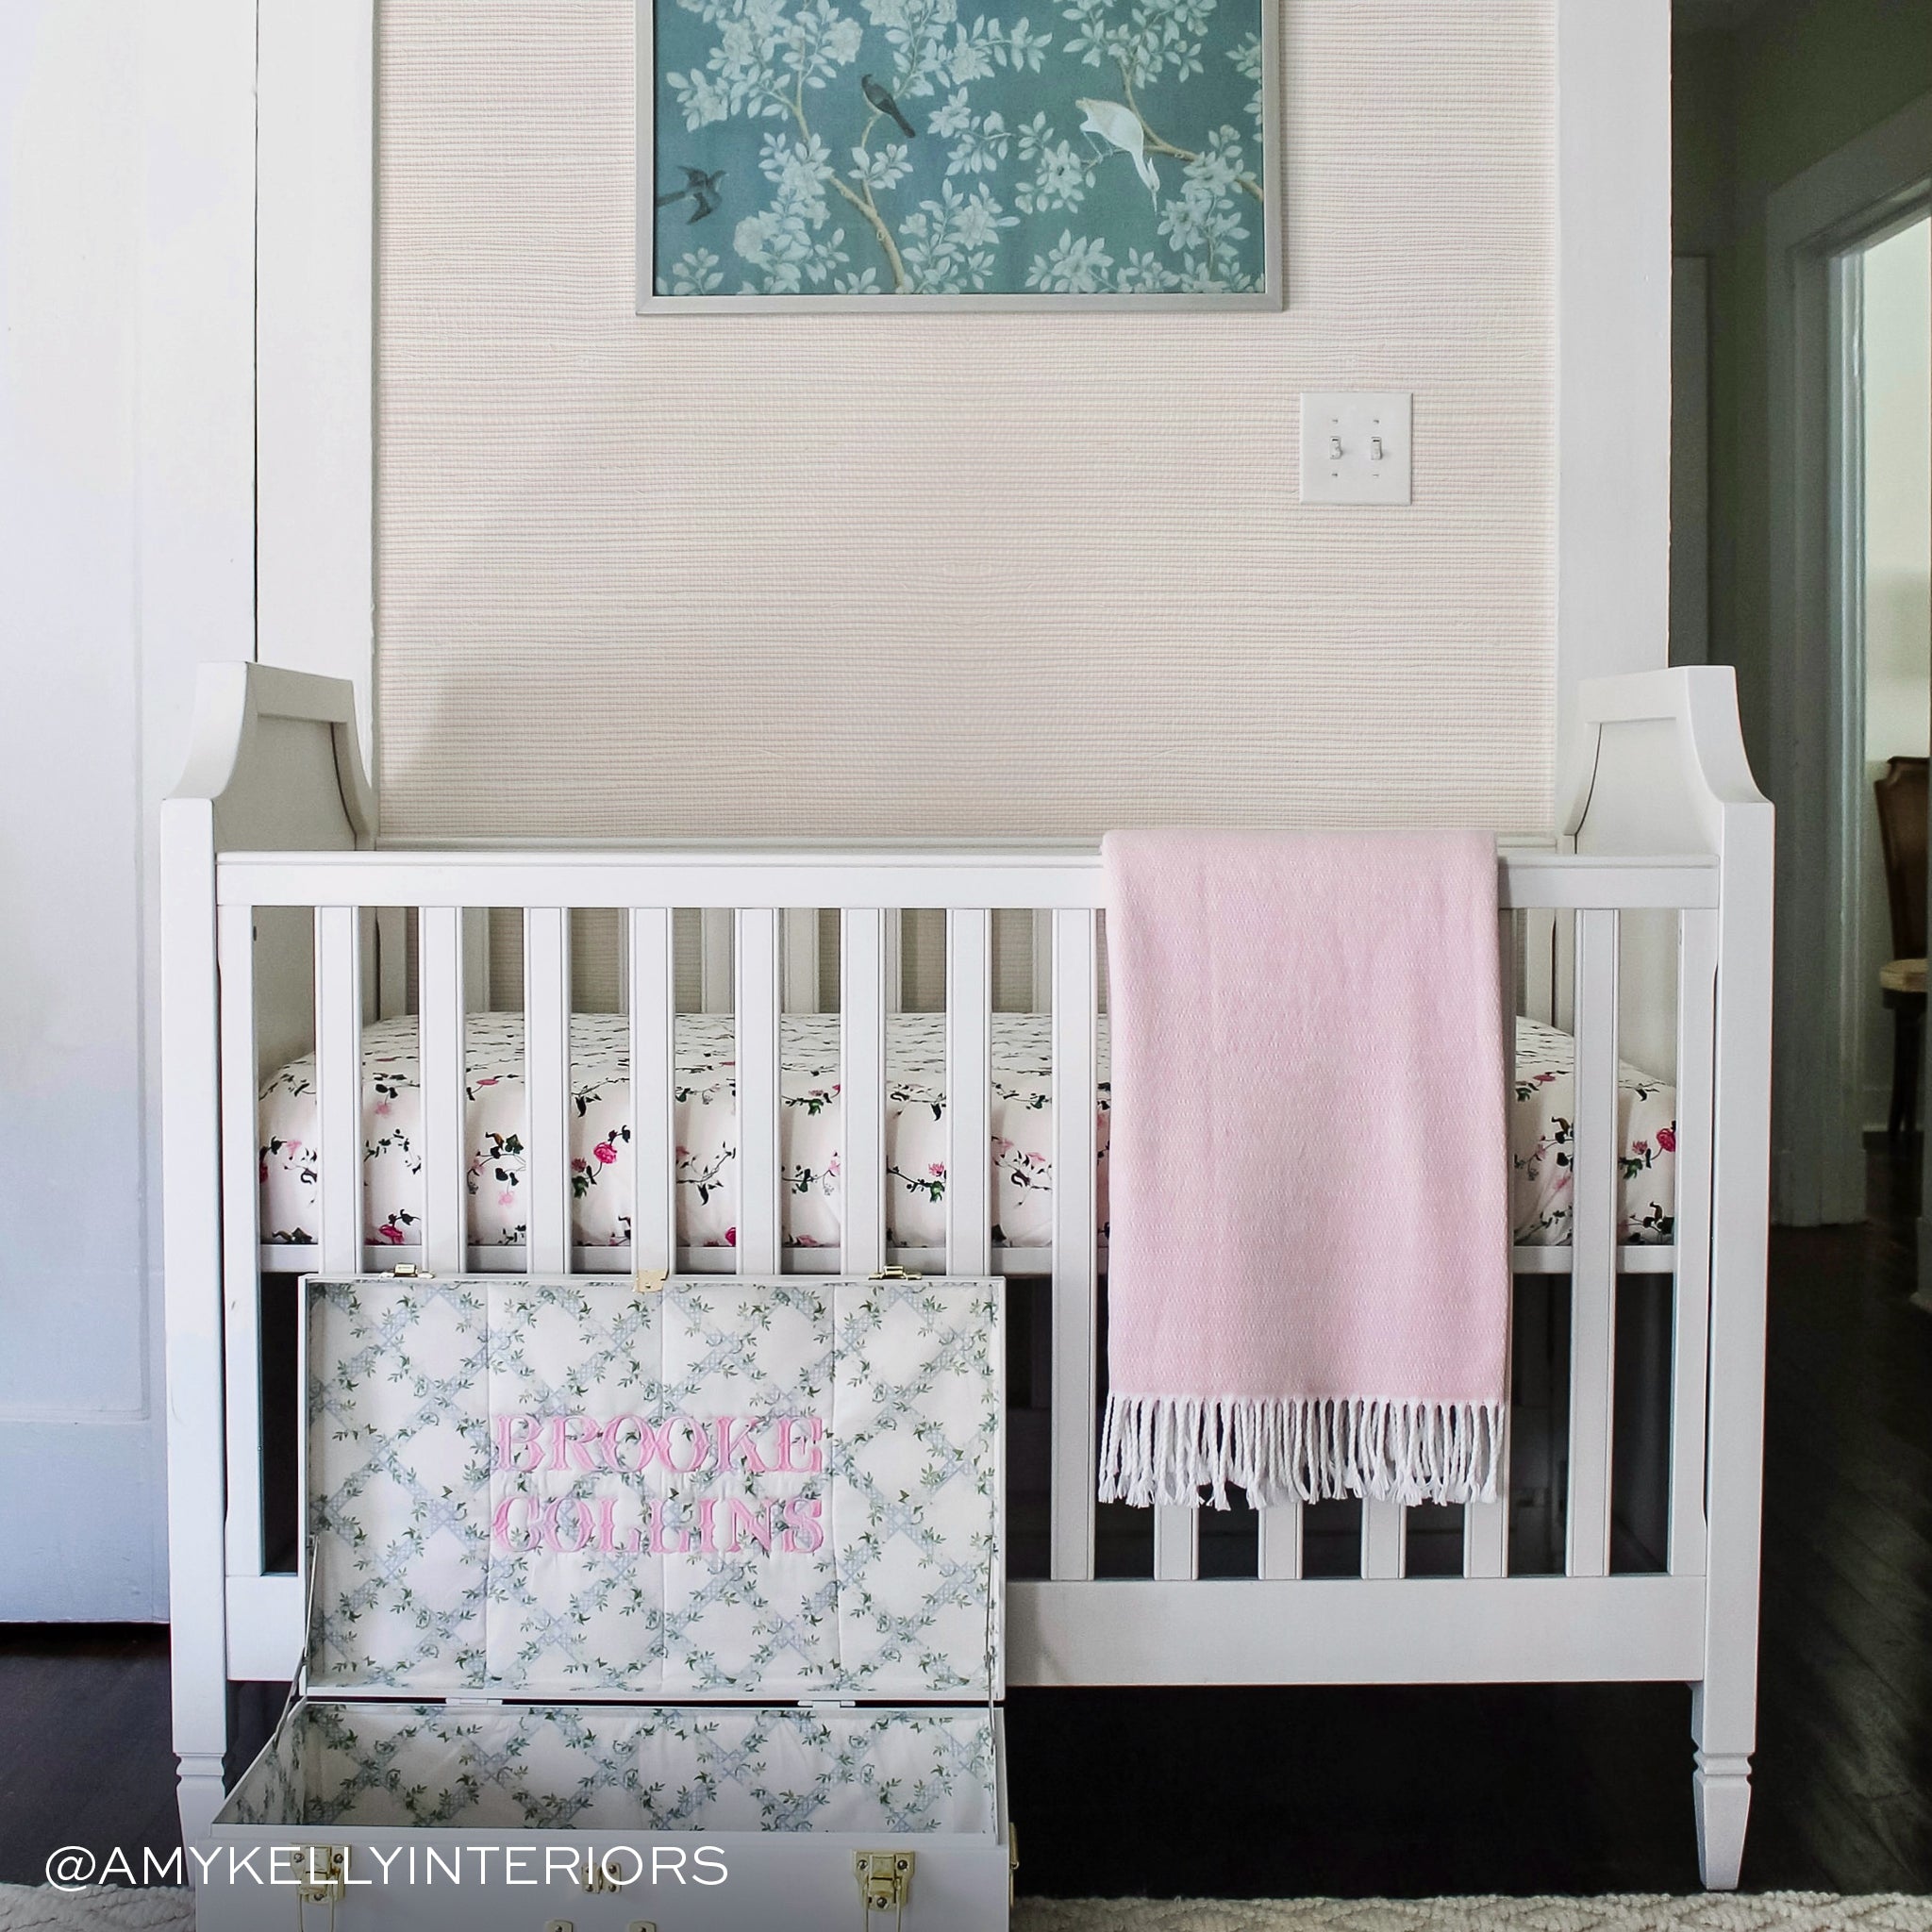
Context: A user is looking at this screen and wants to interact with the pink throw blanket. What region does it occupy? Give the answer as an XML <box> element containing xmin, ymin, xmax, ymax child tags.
<box><xmin>1097</xmin><ymin>830</ymin><xmax>1510</xmax><ymax>1510</ymax></box>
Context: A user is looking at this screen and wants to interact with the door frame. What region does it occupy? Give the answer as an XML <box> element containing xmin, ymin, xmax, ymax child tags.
<box><xmin>1764</xmin><ymin>91</ymin><xmax>1932</xmax><ymax>1229</ymax></box>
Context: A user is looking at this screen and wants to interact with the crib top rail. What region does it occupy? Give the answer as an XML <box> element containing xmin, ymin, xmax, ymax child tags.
<box><xmin>211</xmin><ymin>846</ymin><xmax>1719</xmax><ymax>911</ymax></box>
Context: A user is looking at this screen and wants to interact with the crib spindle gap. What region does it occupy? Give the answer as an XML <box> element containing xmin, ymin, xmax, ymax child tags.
<box><xmin>781</xmin><ymin>907</ymin><xmax>820</xmax><ymax>1015</ymax></box>
<box><xmin>417</xmin><ymin>906</ymin><xmax>468</xmax><ymax>1276</ymax></box>
<box><xmin>217</xmin><ymin>902</ymin><xmax>264</xmax><ymax>1577</ymax></box>
<box><xmin>736</xmin><ymin>908</ymin><xmax>783</xmax><ymax>1275</ymax></box>
<box><xmin>1050</xmin><ymin>908</ymin><xmax>1099</xmax><ymax>1584</ymax></box>
<box><xmin>315</xmin><ymin>905</ymin><xmax>363</xmax><ymax>1276</ymax></box>
<box><xmin>1464</xmin><ymin>904</ymin><xmax>1520</xmax><ymax>1581</ymax></box>
<box><xmin>628</xmin><ymin>908</ymin><xmax>677</xmax><ymax>1278</ymax></box>
<box><xmin>1668</xmin><ymin>908</ymin><xmax>1719</xmax><ymax>1576</ymax></box>
<box><xmin>1565</xmin><ymin>907</ymin><xmax>1621</xmax><ymax>1578</ymax></box>
<box><xmin>946</xmin><ymin>909</ymin><xmax>993</xmax><ymax>1279</ymax></box>
<box><xmin>524</xmin><ymin>907</ymin><xmax>573</xmax><ymax>1275</ymax></box>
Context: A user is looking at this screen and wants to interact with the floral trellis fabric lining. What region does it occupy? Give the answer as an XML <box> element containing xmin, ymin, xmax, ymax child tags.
<box><xmin>228</xmin><ymin>1699</ymin><xmax>995</xmax><ymax>1835</ymax></box>
<box><xmin>647</xmin><ymin>0</ymin><xmax>1268</xmax><ymax>297</ymax></box>
<box><xmin>303</xmin><ymin>1275</ymin><xmax>1001</xmax><ymax>1703</ymax></box>
<box><xmin>259</xmin><ymin>1012</ymin><xmax>1677</xmax><ymax>1257</ymax></box>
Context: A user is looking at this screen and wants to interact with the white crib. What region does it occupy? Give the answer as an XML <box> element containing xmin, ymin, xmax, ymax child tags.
<box><xmin>159</xmin><ymin>661</ymin><xmax>1773</xmax><ymax>1889</ymax></box>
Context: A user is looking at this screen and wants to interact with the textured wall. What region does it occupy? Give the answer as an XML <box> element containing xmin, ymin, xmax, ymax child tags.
<box><xmin>376</xmin><ymin>0</ymin><xmax>1555</xmax><ymax>840</ymax></box>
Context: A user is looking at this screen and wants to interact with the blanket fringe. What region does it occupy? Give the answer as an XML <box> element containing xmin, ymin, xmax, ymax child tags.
<box><xmin>1097</xmin><ymin>1394</ymin><xmax>1506</xmax><ymax>1509</ymax></box>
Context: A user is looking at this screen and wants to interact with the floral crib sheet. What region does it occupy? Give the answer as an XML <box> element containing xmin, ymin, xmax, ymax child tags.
<box><xmin>259</xmin><ymin>1011</ymin><xmax>1677</xmax><ymax>1257</ymax></box>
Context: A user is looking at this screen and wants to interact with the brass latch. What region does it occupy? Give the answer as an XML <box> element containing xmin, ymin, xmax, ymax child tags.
<box><xmin>855</xmin><ymin>1849</ymin><xmax>914</xmax><ymax>1922</ymax></box>
<box><xmin>582</xmin><ymin>1852</ymin><xmax>631</xmax><ymax>1893</ymax></box>
<box><xmin>389</xmin><ymin>1263</ymin><xmax>432</xmax><ymax>1279</ymax></box>
<box><xmin>290</xmin><ymin>1845</ymin><xmax>347</xmax><ymax>1905</ymax></box>
<box><xmin>633</xmin><ymin>1267</ymin><xmax>668</xmax><ymax>1296</ymax></box>
<box><xmin>867</xmin><ymin>1267</ymin><xmax>924</xmax><ymax>1281</ymax></box>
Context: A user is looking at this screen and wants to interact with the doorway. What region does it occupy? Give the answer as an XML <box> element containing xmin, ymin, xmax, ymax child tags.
<box><xmin>1759</xmin><ymin>92</ymin><xmax>1932</xmax><ymax>1237</ymax></box>
<box><xmin>1854</xmin><ymin>218</ymin><xmax>1932</xmax><ymax>1160</ymax></box>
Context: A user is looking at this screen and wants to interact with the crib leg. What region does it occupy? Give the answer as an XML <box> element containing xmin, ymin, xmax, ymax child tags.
<box><xmin>175</xmin><ymin>1751</ymin><xmax>227</xmax><ymax>1860</ymax></box>
<box><xmin>1690</xmin><ymin>1685</ymin><xmax>1752</xmax><ymax>1890</ymax></box>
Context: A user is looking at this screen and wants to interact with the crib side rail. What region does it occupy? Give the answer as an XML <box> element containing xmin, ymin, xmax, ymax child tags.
<box><xmin>208</xmin><ymin>842</ymin><xmax>1735</xmax><ymax>1679</ymax></box>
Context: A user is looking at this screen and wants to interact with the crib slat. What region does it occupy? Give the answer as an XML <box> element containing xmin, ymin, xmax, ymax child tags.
<box><xmin>418</xmin><ymin>905</ymin><xmax>468</xmax><ymax>1275</ymax></box>
<box><xmin>629</xmin><ymin>908</ymin><xmax>677</xmax><ymax>1277</ymax></box>
<box><xmin>947</xmin><ymin>909</ymin><xmax>993</xmax><ymax>1278</ymax></box>
<box><xmin>1050</xmin><ymin>908</ymin><xmax>1099</xmax><ymax>1583</ymax></box>
<box><xmin>841</xmin><ymin>908</ymin><xmax>889</xmax><ymax>1278</ymax></box>
<box><xmin>1361</xmin><ymin>1500</ymin><xmax>1406</xmax><ymax>1579</ymax></box>
<box><xmin>1258</xmin><ymin>1503</ymin><xmax>1304</xmax><ymax>1580</ymax></box>
<box><xmin>525</xmin><ymin>907</ymin><xmax>573</xmax><ymax>1275</ymax></box>
<box><xmin>737</xmin><ymin>908</ymin><xmax>783</xmax><ymax>1275</ymax></box>
<box><xmin>217</xmin><ymin>903</ymin><xmax>263</xmax><ymax>1576</ymax></box>
<box><xmin>1153</xmin><ymin>1506</ymin><xmax>1199</xmax><ymax>1581</ymax></box>
<box><xmin>315</xmin><ymin>906</ymin><xmax>363</xmax><ymax>1274</ymax></box>
<box><xmin>1566</xmin><ymin>908</ymin><xmax>1620</xmax><ymax>1578</ymax></box>
<box><xmin>1669</xmin><ymin>908</ymin><xmax>1719</xmax><ymax>1575</ymax></box>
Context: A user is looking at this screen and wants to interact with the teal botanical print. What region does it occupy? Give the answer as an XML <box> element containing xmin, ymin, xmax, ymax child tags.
<box><xmin>647</xmin><ymin>0</ymin><xmax>1269</xmax><ymax>298</ymax></box>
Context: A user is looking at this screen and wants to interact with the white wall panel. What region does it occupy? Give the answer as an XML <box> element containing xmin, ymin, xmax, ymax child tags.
<box><xmin>375</xmin><ymin>2</ymin><xmax>1557</xmax><ymax>841</ymax></box>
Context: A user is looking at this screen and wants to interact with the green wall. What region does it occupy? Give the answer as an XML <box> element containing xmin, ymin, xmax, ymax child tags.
<box><xmin>1674</xmin><ymin>0</ymin><xmax>1932</xmax><ymax>773</ymax></box>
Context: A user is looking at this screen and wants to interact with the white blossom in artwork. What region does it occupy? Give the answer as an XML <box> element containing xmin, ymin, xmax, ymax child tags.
<box><xmin>1227</xmin><ymin>30</ymin><xmax>1263</xmax><ymax>130</ymax></box>
<box><xmin>850</xmin><ymin>141</ymin><xmax>914</xmax><ymax>190</ymax></box>
<box><xmin>899</xmin><ymin>178</ymin><xmax>1018</xmax><ymax>291</ymax></box>
<box><xmin>1014</xmin><ymin>115</ymin><xmax>1090</xmax><ymax>214</ymax></box>
<box><xmin>947</xmin><ymin>109</ymin><xmax>1011</xmax><ymax>177</ymax></box>
<box><xmin>1114</xmin><ymin>245</ymin><xmax>1176</xmax><ymax>292</ymax></box>
<box><xmin>1024</xmin><ymin>228</ymin><xmax>1114</xmax><ymax>292</ymax></box>
<box><xmin>658</xmin><ymin>247</ymin><xmax>727</xmax><ymax>295</ymax></box>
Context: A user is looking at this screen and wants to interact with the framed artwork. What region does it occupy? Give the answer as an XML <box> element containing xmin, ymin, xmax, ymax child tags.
<box><xmin>636</xmin><ymin>0</ymin><xmax>1281</xmax><ymax>311</ymax></box>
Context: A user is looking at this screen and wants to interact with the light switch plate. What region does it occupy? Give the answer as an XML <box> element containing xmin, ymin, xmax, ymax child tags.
<box><xmin>1300</xmin><ymin>391</ymin><xmax>1412</xmax><ymax>505</ymax></box>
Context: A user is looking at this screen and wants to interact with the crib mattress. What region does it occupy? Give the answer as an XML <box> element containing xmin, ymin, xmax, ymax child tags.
<box><xmin>258</xmin><ymin>1011</ymin><xmax>1677</xmax><ymax>1256</ymax></box>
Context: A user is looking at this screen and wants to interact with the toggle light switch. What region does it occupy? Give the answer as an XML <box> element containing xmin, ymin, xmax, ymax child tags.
<box><xmin>1300</xmin><ymin>392</ymin><xmax>1412</xmax><ymax>505</ymax></box>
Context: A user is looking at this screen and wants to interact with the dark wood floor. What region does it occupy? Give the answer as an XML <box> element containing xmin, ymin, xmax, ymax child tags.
<box><xmin>6</xmin><ymin>1145</ymin><xmax>1932</xmax><ymax>1896</ymax></box>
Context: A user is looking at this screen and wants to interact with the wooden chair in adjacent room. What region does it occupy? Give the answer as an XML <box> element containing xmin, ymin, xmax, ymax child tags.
<box><xmin>1874</xmin><ymin>754</ymin><xmax>1928</xmax><ymax>1141</ymax></box>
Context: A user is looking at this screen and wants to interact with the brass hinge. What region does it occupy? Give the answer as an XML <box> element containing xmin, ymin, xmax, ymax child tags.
<box><xmin>1008</xmin><ymin>1820</ymin><xmax>1021</xmax><ymax>1907</ymax></box>
<box><xmin>868</xmin><ymin>1266</ymin><xmax>923</xmax><ymax>1281</ymax></box>
<box><xmin>855</xmin><ymin>1849</ymin><xmax>914</xmax><ymax>1922</ymax></box>
<box><xmin>290</xmin><ymin>1844</ymin><xmax>347</xmax><ymax>1904</ymax></box>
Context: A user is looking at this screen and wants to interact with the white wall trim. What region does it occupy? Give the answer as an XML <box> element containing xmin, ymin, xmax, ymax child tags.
<box><xmin>139</xmin><ymin>0</ymin><xmax>258</xmax><ymax>1657</ymax></box>
<box><xmin>1763</xmin><ymin>90</ymin><xmax>1932</xmax><ymax>1227</ymax></box>
<box><xmin>1555</xmin><ymin>0</ymin><xmax>1674</xmax><ymax>791</ymax></box>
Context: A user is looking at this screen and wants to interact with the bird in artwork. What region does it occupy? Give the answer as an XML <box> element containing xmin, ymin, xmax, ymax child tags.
<box><xmin>861</xmin><ymin>74</ymin><xmax>917</xmax><ymax>137</ymax></box>
<box><xmin>656</xmin><ymin>166</ymin><xmax>726</xmax><ymax>224</ymax></box>
<box><xmin>1076</xmin><ymin>98</ymin><xmax>1159</xmax><ymax>203</ymax></box>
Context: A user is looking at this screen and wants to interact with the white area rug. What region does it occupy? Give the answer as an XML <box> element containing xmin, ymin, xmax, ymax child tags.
<box><xmin>1016</xmin><ymin>1905</ymin><xmax>1932</xmax><ymax>1932</ymax></box>
<box><xmin>3</xmin><ymin>1888</ymin><xmax>1929</xmax><ymax>1930</ymax></box>
<box><xmin>0</xmin><ymin>1893</ymin><xmax>192</xmax><ymax>1930</ymax></box>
